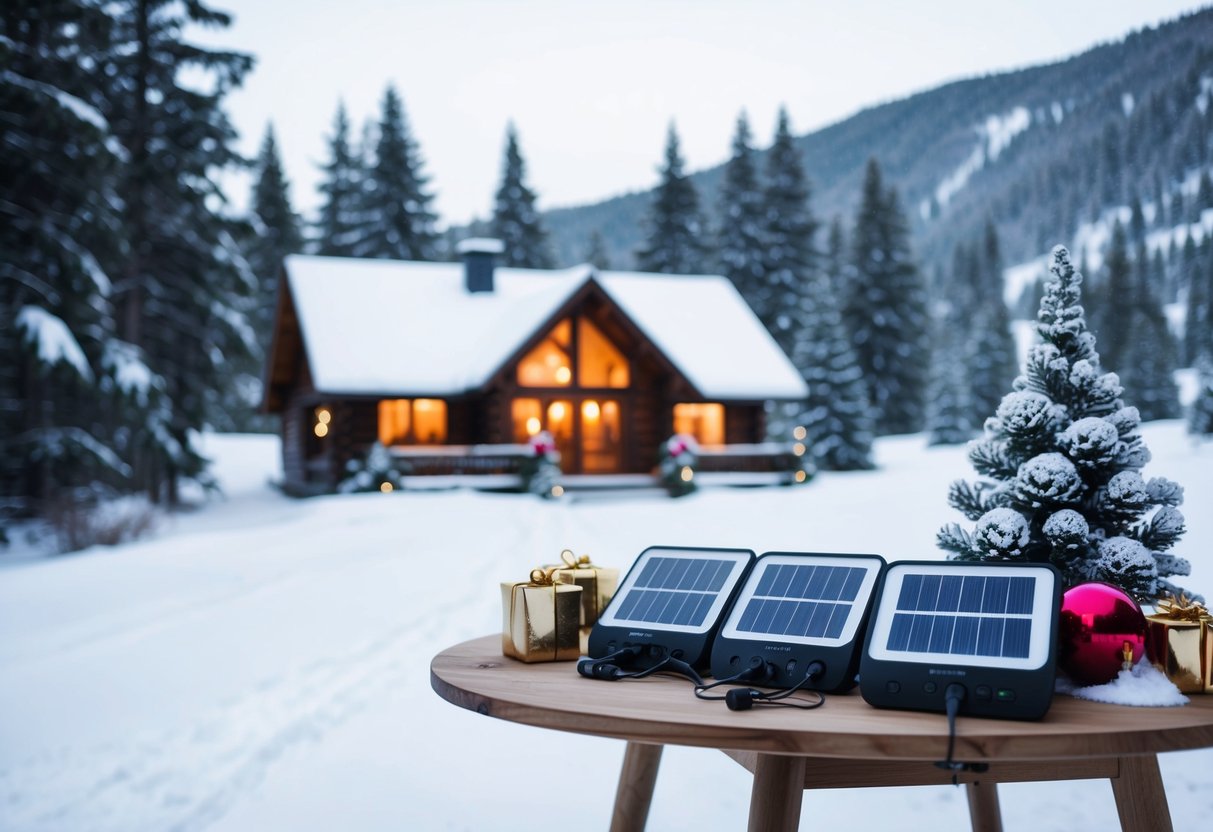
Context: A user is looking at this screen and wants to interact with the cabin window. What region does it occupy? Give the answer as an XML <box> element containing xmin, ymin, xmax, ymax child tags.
<box><xmin>378</xmin><ymin>398</ymin><xmax>447</xmax><ymax>445</ymax></box>
<box><xmin>516</xmin><ymin>316</ymin><xmax>630</xmax><ymax>388</ymax></box>
<box><xmin>673</xmin><ymin>403</ymin><xmax>725</xmax><ymax>446</ymax></box>
<box><xmin>511</xmin><ymin>398</ymin><xmax>544</xmax><ymax>442</ymax></box>
<box><xmin>517</xmin><ymin>318</ymin><xmax>573</xmax><ymax>387</ymax></box>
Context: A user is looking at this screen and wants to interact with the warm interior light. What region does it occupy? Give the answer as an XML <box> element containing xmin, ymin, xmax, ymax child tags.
<box><xmin>793</xmin><ymin>425</ymin><xmax>807</xmax><ymax>441</ymax></box>
<box><xmin>550</xmin><ymin>402</ymin><xmax>566</xmax><ymax>420</ymax></box>
<box><xmin>380</xmin><ymin>481</ymin><xmax>394</xmax><ymax>493</ymax></box>
<box><xmin>525</xmin><ymin>416</ymin><xmax>542</xmax><ymax>435</ymax></box>
<box><xmin>582</xmin><ymin>400</ymin><xmax>600</xmax><ymax>420</ymax></box>
<box><xmin>554</xmin><ymin>366</ymin><xmax>572</xmax><ymax>384</ymax></box>
<box><xmin>313</xmin><ymin>422</ymin><xmax>329</xmax><ymax>438</ymax></box>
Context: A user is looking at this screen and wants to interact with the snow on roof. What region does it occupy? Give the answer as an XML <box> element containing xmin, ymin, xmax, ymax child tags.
<box><xmin>284</xmin><ymin>255</ymin><xmax>807</xmax><ymax>400</ymax></box>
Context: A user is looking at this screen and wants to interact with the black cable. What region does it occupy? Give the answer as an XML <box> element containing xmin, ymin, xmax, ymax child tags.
<box><xmin>934</xmin><ymin>683</ymin><xmax>989</xmax><ymax>783</ymax></box>
<box><xmin>693</xmin><ymin>660</ymin><xmax>776</xmax><ymax>701</ymax></box>
<box><xmin>720</xmin><ymin>661</ymin><xmax>828</xmax><ymax>711</ymax></box>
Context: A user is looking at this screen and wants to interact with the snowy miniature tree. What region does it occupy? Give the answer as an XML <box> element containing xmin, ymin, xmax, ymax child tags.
<box><xmin>491</xmin><ymin>124</ymin><xmax>553</xmax><ymax>268</ymax></box>
<box><xmin>938</xmin><ymin>246</ymin><xmax>1191</xmax><ymax>600</ymax></box>
<box><xmin>339</xmin><ymin>443</ymin><xmax>407</xmax><ymax>494</ymax></box>
<box><xmin>635</xmin><ymin>123</ymin><xmax>710</xmax><ymax>274</ymax></box>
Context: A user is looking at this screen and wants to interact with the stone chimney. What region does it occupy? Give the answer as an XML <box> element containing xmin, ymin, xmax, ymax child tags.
<box><xmin>457</xmin><ymin>237</ymin><xmax>504</xmax><ymax>293</ymax></box>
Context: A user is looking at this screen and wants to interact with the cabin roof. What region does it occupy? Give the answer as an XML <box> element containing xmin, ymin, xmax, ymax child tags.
<box><xmin>281</xmin><ymin>255</ymin><xmax>808</xmax><ymax>400</ymax></box>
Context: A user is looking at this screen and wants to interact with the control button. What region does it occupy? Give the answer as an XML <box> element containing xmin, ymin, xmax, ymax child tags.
<box><xmin>886</xmin><ymin>681</ymin><xmax>901</xmax><ymax>694</ymax></box>
<box><xmin>671</xmin><ymin>649</ymin><xmax>684</xmax><ymax>660</ymax></box>
<box><xmin>649</xmin><ymin>645</ymin><xmax>666</xmax><ymax>659</ymax></box>
<box><xmin>729</xmin><ymin>655</ymin><xmax>740</xmax><ymax>668</ymax></box>
<box><xmin>975</xmin><ymin>685</ymin><xmax>992</xmax><ymax>701</ymax></box>
<box><xmin>786</xmin><ymin>659</ymin><xmax>798</xmax><ymax>675</ymax></box>
<box><xmin>997</xmin><ymin>688</ymin><xmax>1016</xmax><ymax>702</ymax></box>
<box><xmin>923</xmin><ymin>681</ymin><xmax>937</xmax><ymax>694</ymax></box>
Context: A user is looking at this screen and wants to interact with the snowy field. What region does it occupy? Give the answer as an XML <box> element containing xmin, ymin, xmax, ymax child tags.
<box><xmin>1</xmin><ymin>425</ymin><xmax>1210</xmax><ymax>831</ymax></box>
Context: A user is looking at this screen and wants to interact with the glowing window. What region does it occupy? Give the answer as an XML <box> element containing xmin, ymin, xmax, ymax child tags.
<box><xmin>673</xmin><ymin>403</ymin><xmax>725</xmax><ymax>446</ymax></box>
<box><xmin>378</xmin><ymin>399</ymin><xmax>447</xmax><ymax>445</ymax></box>
<box><xmin>578</xmin><ymin>318</ymin><xmax>630</xmax><ymax>388</ymax></box>
<box><xmin>512</xmin><ymin>398</ymin><xmax>543</xmax><ymax>442</ymax></box>
<box><xmin>517</xmin><ymin>319</ymin><xmax>572</xmax><ymax>387</ymax></box>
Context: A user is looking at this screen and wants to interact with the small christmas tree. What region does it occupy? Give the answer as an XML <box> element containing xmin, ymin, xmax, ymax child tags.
<box><xmin>938</xmin><ymin>246</ymin><xmax>1191</xmax><ymax>601</ymax></box>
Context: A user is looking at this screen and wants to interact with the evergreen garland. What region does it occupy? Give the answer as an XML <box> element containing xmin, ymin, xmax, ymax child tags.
<box><xmin>938</xmin><ymin>246</ymin><xmax>1191</xmax><ymax>601</ymax></box>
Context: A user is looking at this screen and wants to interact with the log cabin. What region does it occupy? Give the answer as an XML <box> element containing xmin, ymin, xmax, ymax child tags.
<box><xmin>263</xmin><ymin>239</ymin><xmax>808</xmax><ymax>494</ymax></box>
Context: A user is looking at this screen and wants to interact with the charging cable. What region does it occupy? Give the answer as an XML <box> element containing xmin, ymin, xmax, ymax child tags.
<box><xmin>934</xmin><ymin>683</ymin><xmax>989</xmax><ymax>783</ymax></box>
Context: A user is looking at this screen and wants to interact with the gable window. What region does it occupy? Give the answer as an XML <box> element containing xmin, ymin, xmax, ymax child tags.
<box><xmin>673</xmin><ymin>403</ymin><xmax>725</xmax><ymax>446</ymax></box>
<box><xmin>516</xmin><ymin>317</ymin><xmax>629</xmax><ymax>388</ymax></box>
<box><xmin>379</xmin><ymin>398</ymin><xmax>447</xmax><ymax>445</ymax></box>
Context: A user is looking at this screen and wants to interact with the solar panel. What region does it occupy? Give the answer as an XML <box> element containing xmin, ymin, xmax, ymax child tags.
<box><xmin>860</xmin><ymin>561</ymin><xmax>1061</xmax><ymax>720</ymax></box>
<box><xmin>712</xmin><ymin>552</ymin><xmax>885</xmax><ymax>691</ymax></box>
<box><xmin>589</xmin><ymin>546</ymin><xmax>754</xmax><ymax>670</ymax></box>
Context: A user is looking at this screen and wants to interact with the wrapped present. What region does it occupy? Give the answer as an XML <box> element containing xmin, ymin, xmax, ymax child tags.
<box><xmin>546</xmin><ymin>549</ymin><xmax>619</xmax><ymax>653</ymax></box>
<box><xmin>501</xmin><ymin>567</ymin><xmax>582</xmax><ymax>663</ymax></box>
<box><xmin>1145</xmin><ymin>593</ymin><xmax>1212</xmax><ymax>694</ymax></box>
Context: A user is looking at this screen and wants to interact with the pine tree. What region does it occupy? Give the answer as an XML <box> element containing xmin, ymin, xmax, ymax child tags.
<box><xmin>248</xmin><ymin>124</ymin><xmax>302</xmax><ymax>341</ymax></box>
<box><xmin>1184</xmin><ymin>238</ymin><xmax>1212</xmax><ymax>365</ymax></box>
<box><xmin>967</xmin><ymin>222</ymin><xmax>1019</xmax><ymax>426</ymax></box>
<box><xmin>104</xmin><ymin>0</ymin><xmax>255</xmax><ymax>503</ymax></box>
<box><xmin>585</xmin><ymin>230</ymin><xmax>611</xmax><ymax>270</ymax></box>
<box><xmin>1</xmin><ymin>0</ymin><xmax>132</xmax><ymax>515</ymax></box>
<box><xmin>635</xmin><ymin>123</ymin><xmax>709</xmax><ymax>274</ymax></box>
<box><xmin>356</xmin><ymin>84</ymin><xmax>439</xmax><ymax>261</ymax></box>
<box><xmin>758</xmin><ymin>107</ymin><xmax>819</xmax><ymax>358</ymax></box>
<box><xmin>1091</xmin><ymin>221</ymin><xmax>1134</xmax><ymax>372</ymax></box>
<box><xmin>1190</xmin><ymin>350</ymin><xmax>1213</xmax><ymax>436</ymax></box>
<box><xmin>314</xmin><ymin>101</ymin><xmax>364</xmax><ymax>257</ymax></box>
<box><xmin>716</xmin><ymin>111</ymin><xmax>766</xmax><ymax>313</ymax></box>
<box><xmin>491</xmin><ymin>123</ymin><xmax>553</xmax><ymax>268</ymax></box>
<box><xmin>938</xmin><ymin>247</ymin><xmax>1191</xmax><ymax>600</ymax></box>
<box><xmin>926</xmin><ymin>309</ymin><xmax>977</xmax><ymax>446</ymax></box>
<box><xmin>843</xmin><ymin>158</ymin><xmax>930</xmax><ymax>435</ymax></box>
<box><xmin>788</xmin><ymin>222</ymin><xmax>875</xmax><ymax>470</ymax></box>
<box><xmin>1119</xmin><ymin>243</ymin><xmax>1179</xmax><ymax>422</ymax></box>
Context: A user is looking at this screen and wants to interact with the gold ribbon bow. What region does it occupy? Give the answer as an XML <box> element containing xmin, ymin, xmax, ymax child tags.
<box><xmin>1155</xmin><ymin>593</ymin><xmax>1211</xmax><ymax>623</ymax></box>
<box><xmin>526</xmin><ymin>566</ymin><xmax>559</xmax><ymax>586</ymax></box>
<box><xmin>560</xmin><ymin>548</ymin><xmax>594</xmax><ymax>569</ymax></box>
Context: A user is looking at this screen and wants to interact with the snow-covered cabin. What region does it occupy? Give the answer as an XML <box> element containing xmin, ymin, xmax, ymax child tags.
<box><xmin>263</xmin><ymin>240</ymin><xmax>807</xmax><ymax>494</ymax></box>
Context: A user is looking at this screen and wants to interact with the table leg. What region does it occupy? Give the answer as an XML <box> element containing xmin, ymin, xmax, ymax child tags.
<box><xmin>1110</xmin><ymin>755</ymin><xmax>1173</xmax><ymax>832</ymax></box>
<box><xmin>610</xmin><ymin>742</ymin><xmax>663</xmax><ymax>832</ymax></box>
<box><xmin>747</xmin><ymin>753</ymin><xmax>806</xmax><ymax>832</ymax></box>
<box><xmin>965</xmin><ymin>781</ymin><xmax>1003</xmax><ymax>832</ymax></box>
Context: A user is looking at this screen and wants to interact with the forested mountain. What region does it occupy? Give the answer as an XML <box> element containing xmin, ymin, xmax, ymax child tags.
<box><xmin>543</xmin><ymin>8</ymin><xmax>1213</xmax><ymax>278</ymax></box>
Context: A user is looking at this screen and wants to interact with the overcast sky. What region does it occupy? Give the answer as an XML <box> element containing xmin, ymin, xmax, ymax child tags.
<box><xmin>200</xmin><ymin>1</ymin><xmax>1209</xmax><ymax>228</ymax></box>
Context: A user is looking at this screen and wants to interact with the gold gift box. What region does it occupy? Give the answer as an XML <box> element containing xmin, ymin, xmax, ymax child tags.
<box><xmin>546</xmin><ymin>549</ymin><xmax>619</xmax><ymax>653</ymax></box>
<box><xmin>1145</xmin><ymin>594</ymin><xmax>1212</xmax><ymax>694</ymax></box>
<box><xmin>501</xmin><ymin>568</ymin><xmax>582</xmax><ymax>663</ymax></box>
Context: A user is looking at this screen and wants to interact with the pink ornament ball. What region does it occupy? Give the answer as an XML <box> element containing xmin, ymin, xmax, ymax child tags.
<box><xmin>1057</xmin><ymin>582</ymin><xmax>1147</xmax><ymax>686</ymax></box>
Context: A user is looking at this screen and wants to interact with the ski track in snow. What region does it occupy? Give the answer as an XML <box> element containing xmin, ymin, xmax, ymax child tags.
<box><xmin>0</xmin><ymin>508</ymin><xmax>568</xmax><ymax>832</ymax></box>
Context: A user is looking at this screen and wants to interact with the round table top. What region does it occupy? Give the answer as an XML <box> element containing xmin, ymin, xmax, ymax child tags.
<box><xmin>431</xmin><ymin>635</ymin><xmax>1213</xmax><ymax>762</ymax></box>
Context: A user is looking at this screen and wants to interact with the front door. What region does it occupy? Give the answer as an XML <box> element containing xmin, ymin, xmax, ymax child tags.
<box><xmin>512</xmin><ymin>396</ymin><xmax>623</xmax><ymax>474</ymax></box>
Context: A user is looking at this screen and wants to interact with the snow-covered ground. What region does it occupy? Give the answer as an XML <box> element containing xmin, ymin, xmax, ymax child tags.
<box><xmin>1</xmin><ymin>426</ymin><xmax>1210</xmax><ymax>831</ymax></box>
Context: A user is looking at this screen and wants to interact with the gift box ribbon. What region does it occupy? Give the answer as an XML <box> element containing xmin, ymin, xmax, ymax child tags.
<box><xmin>1155</xmin><ymin>593</ymin><xmax>1211</xmax><ymax>624</ymax></box>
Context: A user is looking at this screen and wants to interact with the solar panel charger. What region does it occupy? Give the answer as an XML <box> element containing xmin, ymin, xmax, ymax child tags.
<box><xmin>587</xmin><ymin>546</ymin><xmax>754</xmax><ymax>671</ymax></box>
<box><xmin>710</xmin><ymin>552</ymin><xmax>886</xmax><ymax>692</ymax></box>
<box><xmin>860</xmin><ymin>561</ymin><xmax>1062</xmax><ymax>720</ymax></box>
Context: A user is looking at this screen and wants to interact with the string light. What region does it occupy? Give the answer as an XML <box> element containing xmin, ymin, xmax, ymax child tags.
<box><xmin>793</xmin><ymin>442</ymin><xmax>806</xmax><ymax>457</ymax></box>
<box><xmin>380</xmin><ymin>481</ymin><xmax>394</xmax><ymax>493</ymax></box>
<box><xmin>794</xmin><ymin>470</ymin><xmax>808</xmax><ymax>483</ymax></box>
<box><xmin>793</xmin><ymin>425</ymin><xmax>807</xmax><ymax>441</ymax></box>
<box><xmin>680</xmin><ymin>466</ymin><xmax>694</xmax><ymax>483</ymax></box>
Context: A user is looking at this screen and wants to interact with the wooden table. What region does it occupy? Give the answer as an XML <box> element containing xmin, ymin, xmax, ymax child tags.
<box><xmin>430</xmin><ymin>635</ymin><xmax>1213</xmax><ymax>832</ymax></box>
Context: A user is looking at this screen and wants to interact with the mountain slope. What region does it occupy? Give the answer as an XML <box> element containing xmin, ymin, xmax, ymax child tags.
<box><xmin>544</xmin><ymin>8</ymin><xmax>1213</xmax><ymax>277</ymax></box>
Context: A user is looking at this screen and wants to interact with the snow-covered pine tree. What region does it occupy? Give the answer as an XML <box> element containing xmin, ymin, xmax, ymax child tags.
<box><xmin>491</xmin><ymin>123</ymin><xmax>553</xmax><ymax>268</ymax></box>
<box><xmin>248</xmin><ymin>124</ymin><xmax>302</xmax><ymax>349</ymax></box>
<box><xmin>1</xmin><ymin>0</ymin><xmax>134</xmax><ymax>515</ymax></box>
<box><xmin>843</xmin><ymin>158</ymin><xmax>930</xmax><ymax>435</ymax></box>
<box><xmin>938</xmin><ymin>246</ymin><xmax>1190</xmax><ymax>601</ymax></box>
<box><xmin>314</xmin><ymin>101</ymin><xmax>364</xmax><ymax>257</ymax></box>
<box><xmin>584</xmin><ymin>230</ymin><xmax>611</xmax><ymax>270</ymax></box>
<box><xmin>355</xmin><ymin>84</ymin><xmax>439</xmax><ymax>261</ymax></box>
<box><xmin>788</xmin><ymin>220</ymin><xmax>875</xmax><ymax>470</ymax></box>
<box><xmin>1190</xmin><ymin>350</ymin><xmax>1213</xmax><ymax>437</ymax></box>
<box><xmin>1184</xmin><ymin>238</ymin><xmax>1212</xmax><ymax>365</ymax></box>
<box><xmin>758</xmin><ymin>107</ymin><xmax>819</xmax><ymax>359</ymax></box>
<box><xmin>635</xmin><ymin>123</ymin><xmax>709</xmax><ymax>274</ymax></box>
<box><xmin>715</xmin><ymin>111</ymin><xmax>767</xmax><ymax>314</ymax></box>
<box><xmin>967</xmin><ymin>222</ymin><xmax>1019</xmax><ymax>425</ymax></box>
<box><xmin>1091</xmin><ymin>220</ymin><xmax>1134</xmax><ymax>372</ymax></box>
<box><xmin>1119</xmin><ymin>242</ymin><xmax>1179</xmax><ymax>422</ymax></box>
<box><xmin>103</xmin><ymin>0</ymin><xmax>255</xmax><ymax>503</ymax></box>
<box><xmin>926</xmin><ymin>306</ymin><xmax>977</xmax><ymax>446</ymax></box>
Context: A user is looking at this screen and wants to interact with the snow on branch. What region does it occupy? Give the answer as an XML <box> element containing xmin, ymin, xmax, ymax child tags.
<box><xmin>16</xmin><ymin>306</ymin><xmax>92</xmax><ymax>381</ymax></box>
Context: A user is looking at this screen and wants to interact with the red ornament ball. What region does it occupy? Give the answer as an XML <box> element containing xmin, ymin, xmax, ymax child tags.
<box><xmin>1057</xmin><ymin>582</ymin><xmax>1147</xmax><ymax>686</ymax></box>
